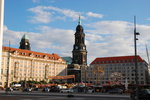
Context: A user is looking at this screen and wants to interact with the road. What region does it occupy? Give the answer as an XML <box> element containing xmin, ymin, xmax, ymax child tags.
<box><xmin>0</xmin><ymin>91</ymin><xmax>131</xmax><ymax>100</ymax></box>
<box><xmin>0</xmin><ymin>95</ymin><xmax>130</xmax><ymax>100</ymax></box>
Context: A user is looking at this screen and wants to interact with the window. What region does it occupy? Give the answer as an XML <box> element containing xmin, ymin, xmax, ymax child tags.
<box><xmin>141</xmin><ymin>81</ymin><xmax>144</xmax><ymax>84</ymax></box>
<box><xmin>141</xmin><ymin>73</ymin><xmax>143</xmax><ymax>76</ymax></box>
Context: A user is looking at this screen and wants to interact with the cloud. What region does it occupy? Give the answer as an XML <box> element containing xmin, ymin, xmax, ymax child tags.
<box><xmin>28</xmin><ymin>6</ymin><xmax>104</xmax><ymax>24</ymax></box>
<box><xmin>28</xmin><ymin>6</ymin><xmax>53</xmax><ymax>23</ymax></box>
<box><xmin>86</xmin><ymin>21</ymin><xmax>150</xmax><ymax>64</ymax></box>
<box><xmin>3</xmin><ymin>26</ymin><xmax>26</xmax><ymax>46</ymax></box>
<box><xmin>46</xmin><ymin>6</ymin><xmax>83</xmax><ymax>21</ymax></box>
<box><xmin>87</xmin><ymin>12</ymin><xmax>104</xmax><ymax>18</ymax></box>
<box><xmin>32</xmin><ymin>0</ymin><xmax>40</xmax><ymax>3</ymax></box>
<box><xmin>3</xmin><ymin>25</ymin><xmax>74</xmax><ymax>57</ymax></box>
<box><xmin>3</xmin><ymin>20</ymin><xmax>150</xmax><ymax>64</ymax></box>
<box><xmin>146</xmin><ymin>18</ymin><xmax>150</xmax><ymax>21</ymax></box>
<box><xmin>28</xmin><ymin>6</ymin><xmax>83</xmax><ymax>24</ymax></box>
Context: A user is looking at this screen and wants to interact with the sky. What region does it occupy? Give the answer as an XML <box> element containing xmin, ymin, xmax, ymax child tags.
<box><xmin>3</xmin><ymin>0</ymin><xmax>150</xmax><ymax>64</ymax></box>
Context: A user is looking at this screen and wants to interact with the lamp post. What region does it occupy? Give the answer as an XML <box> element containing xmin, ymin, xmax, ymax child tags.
<box><xmin>84</xmin><ymin>66</ymin><xmax>87</xmax><ymax>93</ymax></box>
<box><xmin>134</xmin><ymin>16</ymin><xmax>140</xmax><ymax>100</ymax></box>
<box><xmin>6</xmin><ymin>41</ymin><xmax>10</xmax><ymax>93</ymax></box>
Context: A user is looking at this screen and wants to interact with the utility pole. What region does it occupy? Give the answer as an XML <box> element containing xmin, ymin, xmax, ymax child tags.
<box><xmin>134</xmin><ymin>16</ymin><xmax>140</xmax><ymax>100</ymax></box>
<box><xmin>0</xmin><ymin>0</ymin><xmax>4</xmax><ymax>87</ymax></box>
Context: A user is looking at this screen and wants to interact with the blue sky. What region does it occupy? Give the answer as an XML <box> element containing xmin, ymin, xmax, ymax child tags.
<box><xmin>3</xmin><ymin>0</ymin><xmax>150</xmax><ymax>64</ymax></box>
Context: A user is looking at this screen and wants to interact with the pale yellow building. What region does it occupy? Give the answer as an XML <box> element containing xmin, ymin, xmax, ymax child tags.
<box><xmin>1</xmin><ymin>46</ymin><xmax>67</xmax><ymax>88</ymax></box>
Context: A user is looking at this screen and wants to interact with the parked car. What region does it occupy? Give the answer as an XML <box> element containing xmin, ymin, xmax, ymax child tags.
<box><xmin>108</xmin><ymin>88</ymin><xmax>123</xmax><ymax>94</ymax></box>
<box><xmin>60</xmin><ymin>88</ymin><xmax>74</xmax><ymax>93</ymax></box>
<box><xmin>50</xmin><ymin>86</ymin><xmax>60</xmax><ymax>92</ymax></box>
<box><xmin>6</xmin><ymin>87</ymin><xmax>13</xmax><ymax>92</ymax></box>
<box><xmin>12</xmin><ymin>87</ymin><xmax>20</xmax><ymax>91</ymax></box>
<box><xmin>23</xmin><ymin>88</ymin><xmax>32</xmax><ymax>92</ymax></box>
<box><xmin>130</xmin><ymin>88</ymin><xmax>150</xmax><ymax>100</ymax></box>
<box><xmin>87</xmin><ymin>89</ymin><xmax>94</xmax><ymax>93</ymax></box>
<box><xmin>42</xmin><ymin>87</ymin><xmax>50</xmax><ymax>92</ymax></box>
<box><xmin>33</xmin><ymin>88</ymin><xmax>39</xmax><ymax>91</ymax></box>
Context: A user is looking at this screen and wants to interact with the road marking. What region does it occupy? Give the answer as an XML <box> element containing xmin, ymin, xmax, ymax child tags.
<box><xmin>21</xmin><ymin>99</ymin><xmax>33</xmax><ymax>100</ymax></box>
<box><xmin>39</xmin><ymin>97</ymin><xmax>86</xmax><ymax>100</ymax></box>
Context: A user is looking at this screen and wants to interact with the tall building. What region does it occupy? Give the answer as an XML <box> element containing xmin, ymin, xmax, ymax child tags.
<box><xmin>88</xmin><ymin>56</ymin><xmax>149</xmax><ymax>85</ymax></box>
<box><xmin>1</xmin><ymin>46</ymin><xmax>67</xmax><ymax>88</ymax></box>
<box><xmin>72</xmin><ymin>17</ymin><xmax>87</xmax><ymax>65</ymax></box>
<box><xmin>68</xmin><ymin>16</ymin><xmax>87</xmax><ymax>83</ymax></box>
<box><xmin>19</xmin><ymin>34</ymin><xmax>31</xmax><ymax>50</ymax></box>
<box><xmin>0</xmin><ymin>0</ymin><xmax>4</xmax><ymax>86</ymax></box>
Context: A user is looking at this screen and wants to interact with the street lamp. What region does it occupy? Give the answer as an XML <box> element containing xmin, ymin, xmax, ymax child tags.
<box><xmin>5</xmin><ymin>41</ymin><xmax>11</xmax><ymax>93</ymax></box>
<box><xmin>134</xmin><ymin>16</ymin><xmax>140</xmax><ymax>100</ymax></box>
<box><xmin>84</xmin><ymin>66</ymin><xmax>87</xmax><ymax>93</ymax></box>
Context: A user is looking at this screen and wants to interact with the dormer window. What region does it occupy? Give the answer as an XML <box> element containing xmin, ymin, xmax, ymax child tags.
<box><xmin>13</xmin><ymin>50</ymin><xmax>18</xmax><ymax>55</ymax></box>
<box><xmin>29</xmin><ymin>53</ymin><xmax>33</xmax><ymax>57</ymax></box>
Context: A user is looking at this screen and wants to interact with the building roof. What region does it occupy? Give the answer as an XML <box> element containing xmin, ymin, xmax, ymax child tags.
<box><xmin>62</xmin><ymin>57</ymin><xmax>72</xmax><ymax>64</ymax></box>
<box><xmin>90</xmin><ymin>55</ymin><xmax>145</xmax><ymax>65</ymax></box>
<box><xmin>2</xmin><ymin>46</ymin><xmax>63</xmax><ymax>61</ymax></box>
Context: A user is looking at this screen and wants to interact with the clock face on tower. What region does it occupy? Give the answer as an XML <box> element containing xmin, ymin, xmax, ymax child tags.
<box><xmin>83</xmin><ymin>47</ymin><xmax>85</xmax><ymax>50</ymax></box>
<box><xmin>25</xmin><ymin>42</ymin><xmax>28</xmax><ymax>45</ymax></box>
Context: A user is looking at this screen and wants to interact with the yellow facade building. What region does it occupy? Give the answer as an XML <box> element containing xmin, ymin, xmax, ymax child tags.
<box><xmin>1</xmin><ymin>46</ymin><xmax>67</xmax><ymax>87</ymax></box>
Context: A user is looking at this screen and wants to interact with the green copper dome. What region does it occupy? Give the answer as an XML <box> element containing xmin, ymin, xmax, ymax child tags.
<box><xmin>22</xmin><ymin>34</ymin><xmax>29</xmax><ymax>40</ymax></box>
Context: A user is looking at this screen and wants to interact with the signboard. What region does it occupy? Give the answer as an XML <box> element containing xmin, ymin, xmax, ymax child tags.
<box><xmin>48</xmin><ymin>75</ymin><xmax>75</xmax><ymax>79</ymax></box>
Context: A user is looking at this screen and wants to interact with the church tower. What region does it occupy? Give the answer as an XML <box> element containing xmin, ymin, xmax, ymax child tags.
<box><xmin>72</xmin><ymin>16</ymin><xmax>87</xmax><ymax>65</ymax></box>
<box><xmin>19</xmin><ymin>34</ymin><xmax>31</xmax><ymax>50</ymax></box>
<box><xmin>68</xmin><ymin>16</ymin><xmax>87</xmax><ymax>83</ymax></box>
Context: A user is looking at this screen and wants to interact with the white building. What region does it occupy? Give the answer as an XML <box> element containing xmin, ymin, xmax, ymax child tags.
<box><xmin>87</xmin><ymin>55</ymin><xmax>149</xmax><ymax>85</ymax></box>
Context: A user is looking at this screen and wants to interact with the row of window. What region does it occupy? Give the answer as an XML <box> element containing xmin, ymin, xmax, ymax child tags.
<box><xmin>17</xmin><ymin>52</ymin><xmax>56</xmax><ymax>60</ymax></box>
<box><xmin>94</xmin><ymin>59</ymin><xmax>142</xmax><ymax>64</ymax></box>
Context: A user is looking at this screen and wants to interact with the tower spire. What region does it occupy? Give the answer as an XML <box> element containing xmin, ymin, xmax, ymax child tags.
<box><xmin>78</xmin><ymin>15</ymin><xmax>81</xmax><ymax>25</ymax></box>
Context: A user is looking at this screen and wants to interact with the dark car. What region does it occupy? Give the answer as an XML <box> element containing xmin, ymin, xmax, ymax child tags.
<box><xmin>5</xmin><ymin>87</ymin><xmax>13</xmax><ymax>92</ymax></box>
<box><xmin>33</xmin><ymin>88</ymin><xmax>39</xmax><ymax>91</ymax></box>
<box><xmin>108</xmin><ymin>88</ymin><xmax>123</xmax><ymax>94</ymax></box>
<box><xmin>50</xmin><ymin>86</ymin><xmax>60</xmax><ymax>92</ymax></box>
<box><xmin>42</xmin><ymin>87</ymin><xmax>50</xmax><ymax>92</ymax></box>
<box><xmin>23</xmin><ymin>88</ymin><xmax>32</xmax><ymax>92</ymax></box>
<box><xmin>130</xmin><ymin>89</ymin><xmax>150</xmax><ymax>100</ymax></box>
